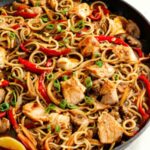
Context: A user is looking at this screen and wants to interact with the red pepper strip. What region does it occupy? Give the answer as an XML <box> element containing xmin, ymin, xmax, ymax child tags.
<box><xmin>7</xmin><ymin>107</ymin><xmax>19</xmax><ymax>130</ymax></box>
<box><xmin>138</xmin><ymin>103</ymin><xmax>149</xmax><ymax>122</ymax></box>
<box><xmin>38</xmin><ymin>73</ymin><xmax>51</xmax><ymax>104</ymax></box>
<box><xmin>20</xmin><ymin>43</ymin><xmax>30</xmax><ymax>53</ymax></box>
<box><xmin>95</xmin><ymin>35</ymin><xmax>128</xmax><ymax>47</ymax></box>
<box><xmin>40</xmin><ymin>47</ymin><xmax>71</xmax><ymax>56</ymax></box>
<box><xmin>133</xmin><ymin>48</ymin><xmax>143</xmax><ymax>58</ymax></box>
<box><xmin>0</xmin><ymin>80</ymin><xmax>9</xmax><ymax>87</ymax></box>
<box><xmin>76</xmin><ymin>32</ymin><xmax>82</xmax><ymax>37</ymax></box>
<box><xmin>54</xmin><ymin>35</ymin><xmax>63</xmax><ymax>41</ymax></box>
<box><xmin>101</xmin><ymin>5</ymin><xmax>110</xmax><ymax>15</ymax></box>
<box><xmin>45</xmin><ymin>59</ymin><xmax>52</xmax><ymax>67</ymax></box>
<box><xmin>16</xmin><ymin>5</ymin><xmax>29</xmax><ymax>11</ymax></box>
<box><xmin>12</xmin><ymin>24</ymin><xmax>20</xmax><ymax>30</ymax></box>
<box><xmin>138</xmin><ymin>74</ymin><xmax>150</xmax><ymax>98</ymax></box>
<box><xmin>0</xmin><ymin>112</ymin><xmax>6</xmax><ymax>118</ymax></box>
<box><xmin>18</xmin><ymin>57</ymin><xmax>47</xmax><ymax>74</ymax></box>
<box><xmin>89</xmin><ymin>8</ymin><xmax>101</xmax><ymax>21</ymax></box>
<box><xmin>14</xmin><ymin>10</ymin><xmax>37</xmax><ymax>19</ymax></box>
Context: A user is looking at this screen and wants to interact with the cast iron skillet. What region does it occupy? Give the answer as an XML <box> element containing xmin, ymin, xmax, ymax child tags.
<box><xmin>0</xmin><ymin>0</ymin><xmax>150</xmax><ymax>149</ymax></box>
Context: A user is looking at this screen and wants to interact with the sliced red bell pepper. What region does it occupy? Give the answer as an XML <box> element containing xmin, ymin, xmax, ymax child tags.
<box><xmin>138</xmin><ymin>74</ymin><xmax>150</xmax><ymax>98</ymax></box>
<box><xmin>54</xmin><ymin>35</ymin><xmax>63</xmax><ymax>41</ymax></box>
<box><xmin>38</xmin><ymin>73</ymin><xmax>51</xmax><ymax>104</ymax></box>
<box><xmin>95</xmin><ymin>35</ymin><xmax>128</xmax><ymax>47</ymax></box>
<box><xmin>101</xmin><ymin>5</ymin><xmax>110</xmax><ymax>15</ymax></box>
<box><xmin>20</xmin><ymin>43</ymin><xmax>30</xmax><ymax>53</ymax></box>
<box><xmin>0</xmin><ymin>80</ymin><xmax>9</xmax><ymax>87</ymax></box>
<box><xmin>18</xmin><ymin>57</ymin><xmax>48</xmax><ymax>74</ymax></box>
<box><xmin>133</xmin><ymin>48</ymin><xmax>143</xmax><ymax>58</ymax></box>
<box><xmin>14</xmin><ymin>10</ymin><xmax>37</xmax><ymax>19</ymax></box>
<box><xmin>40</xmin><ymin>47</ymin><xmax>71</xmax><ymax>56</ymax></box>
<box><xmin>7</xmin><ymin>107</ymin><xmax>19</xmax><ymax>130</ymax></box>
<box><xmin>12</xmin><ymin>24</ymin><xmax>20</xmax><ymax>30</ymax></box>
<box><xmin>89</xmin><ymin>8</ymin><xmax>101</xmax><ymax>21</ymax></box>
<box><xmin>0</xmin><ymin>112</ymin><xmax>6</xmax><ymax>118</ymax></box>
<box><xmin>45</xmin><ymin>59</ymin><xmax>52</xmax><ymax>67</ymax></box>
<box><xmin>138</xmin><ymin>103</ymin><xmax>149</xmax><ymax>122</ymax></box>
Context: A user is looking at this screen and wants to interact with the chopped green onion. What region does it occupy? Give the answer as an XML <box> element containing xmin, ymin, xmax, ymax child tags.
<box><xmin>0</xmin><ymin>102</ymin><xmax>10</xmax><ymax>112</ymax></box>
<box><xmin>85</xmin><ymin>77</ymin><xmax>93</xmax><ymax>89</ymax></box>
<box><xmin>60</xmin><ymin>8</ymin><xmax>68</xmax><ymax>15</ymax></box>
<box><xmin>45</xmin><ymin>104</ymin><xmax>56</xmax><ymax>113</ymax></box>
<box><xmin>67</xmin><ymin>104</ymin><xmax>78</xmax><ymax>109</ymax></box>
<box><xmin>46</xmin><ymin>24</ymin><xmax>54</xmax><ymax>30</ymax></box>
<box><xmin>85</xmin><ymin>96</ymin><xmax>94</xmax><ymax>105</ymax></box>
<box><xmin>62</xmin><ymin>75</ymin><xmax>68</xmax><ymax>81</ymax></box>
<box><xmin>9</xmin><ymin>32</ymin><xmax>16</xmax><ymax>39</ymax></box>
<box><xmin>95</xmin><ymin>60</ymin><xmax>103</xmax><ymax>67</ymax></box>
<box><xmin>77</xmin><ymin>20</ymin><xmax>85</xmax><ymax>29</ymax></box>
<box><xmin>54</xmin><ymin>79</ymin><xmax>61</xmax><ymax>92</ymax></box>
<box><xmin>11</xmin><ymin>91</ymin><xmax>17</xmax><ymax>106</ymax></box>
<box><xmin>55</xmin><ymin>125</ymin><xmax>61</xmax><ymax>132</ymax></box>
<box><xmin>114</xmin><ymin>74</ymin><xmax>119</xmax><ymax>81</ymax></box>
<box><xmin>57</xmin><ymin>24</ymin><xmax>63</xmax><ymax>32</ymax></box>
<box><xmin>58</xmin><ymin>42</ymin><xmax>65</xmax><ymax>47</ymax></box>
<box><xmin>41</xmin><ymin>16</ymin><xmax>49</xmax><ymax>23</ymax></box>
<box><xmin>0</xmin><ymin>19</ymin><xmax>3</xmax><ymax>23</ymax></box>
<box><xmin>46</xmin><ymin>73</ymin><xmax>54</xmax><ymax>81</ymax></box>
<box><xmin>59</xmin><ymin>99</ymin><xmax>68</xmax><ymax>109</ymax></box>
<box><xmin>47</xmin><ymin>125</ymin><xmax>51</xmax><ymax>131</ymax></box>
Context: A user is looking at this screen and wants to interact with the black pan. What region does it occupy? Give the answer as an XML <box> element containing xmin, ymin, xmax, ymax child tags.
<box><xmin>0</xmin><ymin>0</ymin><xmax>150</xmax><ymax>149</ymax></box>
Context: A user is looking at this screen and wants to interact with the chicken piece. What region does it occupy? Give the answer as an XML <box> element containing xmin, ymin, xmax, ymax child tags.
<box><xmin>98</xmin><ymin>112</ymin><xmax>123</xmax><ymax>144</ymax></box>
<box><xmin>69</xmin><ymin>109</ymin><xmax>89</xmax><ymax>126</ymax></box>
<box><xmin>49</xmin><ymin>113</ymin><xmax>70</xmax><ymax>129</ymax></box>
<box><xmin>0</xmin><ymin>47</ymin><xmax>6</xmax><ymax>69</ymax></box>
<box><xmin>0</xmin><ymin>89</ymin><xmax>5</xmax><ymax>103</ymax></box>
<box><xmin>100</xmin><ymin>81</ymin><xmax>118</xmax><ymax>105</ymax></box>
<box><xmin>23</xmin><ymin>102</ymin><xmax>49</xmax><ymax>122</ymax></box>
<box><xmin>109</xmin><ymin>17</ymin><xmax>126</xmax><ymax>36</ymax></box>
<box><xmin>126</xmin><ymin>20</ymin><xmax>140</xmax><ymax>39</ymax></box>
<box><xmin>29</xmin><ymin>0</ymin><xmax>46</xmax><ymax>6</ymax></box>
<box><xmin>47</xmin><ymin>0</ymin><xmax>57</xmax><ymax>10</ymax></box>
<box><xmin>86</xmin><ymin>63</ymin><xmax>115</xmax><ymax>78</ymax></box>
<box><xmin>69</xmin><ymin>3</ymin><xmax>91</xmax><ymax>19</ymax></box>
<box><xmin>57</xmin><ymin>57</ymin><xmax>79</xmax><ymax>70</ymax></box>
<box><xmin>31</xmin><ymin>7</ymin><xmax>43</xmax><ymax>15</ymax></box>
<box><xmin>61</xmin><ymin>76</ymin><xmax>86</xmax><ymax>105</ymax></box>
<box><xmin>78</xmin><ymin>36</ymin><xmax>99</xmax><ymax>57</ymax></box>
<box><xmin>0</xmin><ymin>118</ymin><xmax>10</xmax><ymax>133</ymax></box>
<box><xmin>113</xmin><ymin>45</ymin><xmax>138</xmax><ymax>62</ymax></box>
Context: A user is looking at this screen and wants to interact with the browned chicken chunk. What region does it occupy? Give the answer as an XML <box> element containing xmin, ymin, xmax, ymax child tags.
<box><xmin>79</xmin><ymin>36</ymin><xmax>99</xmax><ymax>57</ymax></box>
<box><xmin>61</xmin><ymin>76</ymin><xmax>86</xmax><ymax>105</ymax></box>
<box><xmin>98</xmin><ymin>112</ymin><xmax>123</xmax><ymax>144</ymax></box>
<box><xmin>49</xmin><ymin>113</ymin><xmax>70</xmax><ymax>129</ymax></box>
<box><xmin>0</xmin><ymin>89</ymin><xmax>5</xmax><ymax>103</ymax></box>
<box><xmin>0</xmin><ymin>118</ymin><xmax>10</xmax><ymax>133</ymax></box>
<box><xmin>113</xmin><ymin>45</ymin><xmax>138</xmax><ymax>62</ymax></box>
<box><xmin>23</xmin><ymin>101</ymin><xmax>49</xmax><ymax>122</ymax></box>
<box><xmin>86</xmin><ymin>63</ymin><xmax>115</xmax><ymax>78</ymax></box>
<box><xmin>0</xmin><ymin>47</ymin><xmax>6</xmax><ymax>69</ymax></box>
<box><xmin>100</xmin><ymin>81</ymin><xmax>118</xmax><ymax>105</ymax></box>
<box><xmin>69</xmin><ymin>3</ymin><xmax>91</xmax><ymax>19</ymax></box>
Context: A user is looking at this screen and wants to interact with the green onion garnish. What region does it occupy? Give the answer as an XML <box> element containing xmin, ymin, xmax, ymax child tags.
<box><xmin>41</xmin><ymin>16</ymin><xmax>49</xmax><ymax>23</ymax></box>
<box><xmin>62</xmin><ymin>75</ymin><xmax>68</xmax><ymax>81</ymax></box>
<box><xmin>85</xmin><ymin>77</ymin><xmax>93</xmax><ymax>89</ymax></box>
<box><xmin>0</xmin><ymin>102</ymin><xmax>10</xmax><ymax>112</ymax></box>
<box><xmin>114</xmin><ymin>74</ymin><xmax>119</xmax><ymax>81</ymax></box>
<box><xmin>60</xmin><ymin>8</ymin><xmax>68</xmax><ymax>15</ymax></box>
<box><xmin>59</xmin><ymin>99</ymin><xmax>68</xmax><ymax>109</ymax></box>
<box><xmin>46</xmin><ymin>73</ymin><xmax>54</xmax><ymax>81</ymax></box>
<box><xmin>55</xmin><ymin>125</ymin><xmax>61</xmax><ymax>132</ymax></box>
<box><xmin>9</xmin><ymin>32</ymin><xmax>16</xmax><ymax>39</ymax></box>
<box><xmin>47</xmin><ymin>125</ymin><xmax>51</xmax><ymax>131</ymax></box>
<box><xmin>67</xmin><ymin>104</ymin><xmax>78</xmax><ymax>109</ymax></box>
<box><xmin>85</xmin><ymin>96</ymin><xmax>94</xmax><ymax>105</ymax></box>
<box><xmin>45</xmin><ymin>104</ymin><xmax>56</xmax><ymax>113</ymax></box>
<box><xmin>77</xmin><ymin>20</ymin><xmax>85</xmax><ymax>29</ymax></box>
<box><xmin>54</xmin><ymin>79</ymin><xmax>61</xmax><ymax>92</ymax></box>
<box><xmin>57</xmin><ymin>24</ymin><xmax>63</xmax><ymax>32</ymax></box>
<box><xmin>11</xmin><ymin>91</ymin><xmax>17</xmax><ymax>106</ymax></box>
<box><xmin>95</xmin><ymin>60</ymin><xmax>103</xmax><ymax>67</ymax></box>
<box><xmin>46</xmin><ymin>24</ymin><xmax>54</xmax><ymax>30</ymax></box>
<box><xmin>94</xmin><ymin>52</ymin><xmax>101</xmax><ymax>58</ymax></box>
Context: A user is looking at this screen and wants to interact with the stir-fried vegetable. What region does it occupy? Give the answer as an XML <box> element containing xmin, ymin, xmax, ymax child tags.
<box><xmin>0</xmin><ymin>102</ymin><xmax>10</xmax><ymax>112</ymax></box>
<box><xmin>85</xmin><ymin>77</ymin><xmax>93</xmax><ymax>89</ymax></box>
